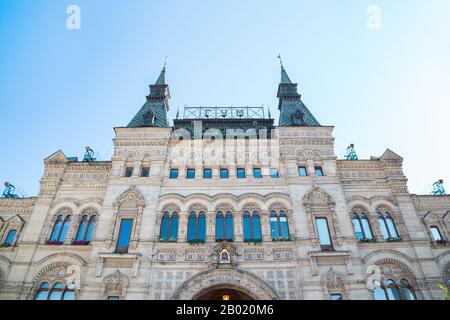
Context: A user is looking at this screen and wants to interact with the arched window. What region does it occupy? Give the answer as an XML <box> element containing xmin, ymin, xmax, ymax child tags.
<box><xmin>143</xmin><ymin>111</ymin><xmax>155</xmax><ymax>126</ymax></box>
<box><xmin>49</xmin><ymin>283</ymin><xmax>64</xmax><ymax>300</ymax></box>
<box><xmin>74</xmin><ymin>214</ymin><xmax>96</xmax><ymax>245</ymax></box>
<box><xmin>4</xmin><ymin>229</ymin><xmax>17</xmax><ymax>246</ymax></box>
<box><xmin>270</xmin><ymin>210</ymin><xmax>290</xmax><ymax>240</ymax></box>
<box><xmin>34</xmin><ymin>282</ymin><xmax>50</xmax><ymax>300</ymax></box>
<box><xmin>430</xmin><ymin>226</ymin><xmax>443</xmax><ymax>242</ymax></box>
<box><xmin>385</xmin><ymin>279</ymin><xmax>401</xmax><ymax>300</ymax></box>
<box><xmin>187</xmin><ymin>211</ymin><xmax>206</xmax><ymax>242</ymax></box>
<box><xmin>377</xmin><ymin>211</ymin><xmax>399</xmax><ymax>240</ymax></box>
<box><xmin>351</xmin><ymin>209</ymin><xmax>373</xmax><ymax>241</ymax></box>
<box><xmin>63</xmin><ymin>283</ymin><xmax>76</xmax><ymax>300</ymax></box>
<box><xmin>374</xmin><ymin>279</ymin><xmax>416</xmax><ymax>300</ymax></box>
<box><xmin>34</xmin><ymin>282</ymin><xmax>76</xmax><ymax>300</ymax></box>
<box><xmin>49</xmin><ymin>215</ymin><xmax>71</xmax><ymax>244</ymax></box>
<box><xmin>399</xmin><ymin>279</ymin><xmax>416</xmax><ymax>300</ymax></box>
<box><xmin>243</xmin><ymin>211</ymin><xmax>261</xmax><ymax>242</ymax></box>
<box><xmin>159</xmin><ymin>211</ymin><xmax>179</xmax><ymax>241</ymax></box>
<box><xmin>215</xmin><ymin>211</ymin><xmax>234</xmax><ymax>241</ymax></box>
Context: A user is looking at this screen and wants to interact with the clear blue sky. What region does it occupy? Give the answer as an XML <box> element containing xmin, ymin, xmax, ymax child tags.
<box><xmin>1</xmin><ymin>0</ymin><xmax>449</xmax><ymax>196</ymax></box>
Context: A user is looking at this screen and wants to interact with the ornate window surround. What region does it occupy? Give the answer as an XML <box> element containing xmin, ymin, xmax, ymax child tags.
<box><xmin>303</xmin><ymin>187</ymin><xmax>342</xmax><ymax>249</ymax></box>
<box><xmin>108</xmin><ymin>187</ymin><xmax>145</xmax><ymax>251</ymax></box>
<box><xmin>0</xmin><ymin>215</ymin><xmax>25</xmax><ymax>248</ymax></box>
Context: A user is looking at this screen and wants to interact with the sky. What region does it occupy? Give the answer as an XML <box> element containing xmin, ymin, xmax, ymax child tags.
<box><xmin>0</xmin><ymin>0</ymin><xmax>449</xmax><ymax>196</ymax></box>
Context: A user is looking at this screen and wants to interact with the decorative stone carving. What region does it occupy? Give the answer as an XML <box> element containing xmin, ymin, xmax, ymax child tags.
<box><xmin>103</xmin><ymin>270</ymin><xmax>129</xmax><ymax>297</ymax></box>
<box><xmin>321</xmin><ymin>268</ymin><xmax>348</xmax><ymax>299</ymax></box>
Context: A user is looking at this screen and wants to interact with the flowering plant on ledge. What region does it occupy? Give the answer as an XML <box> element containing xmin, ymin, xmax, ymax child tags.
<box><xmin>358</xmin><ymin>238</ymin><xmax>376</xmax><ymax>243</ymax></box>
<box><xmin>244</xmin><ymin>239</ymin><xmax>263</xmax><ymax>245</ymax></box>
<box><xmin>72</xmin><ymin>240</ymin><xmax>90</xmax><ymax>246</ymax></box>
<box><xmin>435</xmin><ymin>239</ymin><xmax>448</xmax><ymax>245</ymax></box>
<box><xmin>0</xmin><ymin>243</ymin><xmax>11</xmax><ymax>248</ymax></box>
<box><xmin>272</xmin><ymin>236</ymin><xmax>292</xmax><ymax>242</ymax></box>
<box><xmin>385</xmin><ymin>237</ymin><xmax>402</xmax><ymax>243</ymax></box>
<box><xmin>187</xmin><ymin>239</ymin><xmax>205</xmax><ymax>245</ymax></box>
<box><xmin>215</xmin><ymin>239</ymin><xmax>234</xmax><ymax>243</ymax></box>
<box><xmin>159</xmin><ymin>238</ymin><xmax>177</xmax><ymax>243</ymax></box>
<box><xmin>45</xmin><ymin>240</ymin><xmax>64</xmax><ymax>245</ymax></box>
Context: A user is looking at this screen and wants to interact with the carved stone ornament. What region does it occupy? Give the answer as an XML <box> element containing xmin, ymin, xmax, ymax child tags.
<box><xmin>103</xmin><ymin>270</ymin><xmax>129</xmax><ymax>296</ymax></box>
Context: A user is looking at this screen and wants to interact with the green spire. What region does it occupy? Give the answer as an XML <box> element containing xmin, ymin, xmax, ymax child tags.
<box><xmin>278</xmin><ymin>55</ymin><xmax>292</xmax><ymax>84</ymax></box>
<box><xmin>127</xmin><ymin>62</ymin><xmax>170</xmax><ymax>128</ymax></box>
<box><xmin>155</xmin><ymin>61</ymin><xmax>166</xmax><ymax>85</ymax></box>
<box><xmin>280</xmin><ymin>66</ymin><xmax>293</xmax><ymax>84</ymax></box>
<box><xmin>276</xmin><ymin>58</ymin><xmax>320</xmax><ymax>127</ymax></box>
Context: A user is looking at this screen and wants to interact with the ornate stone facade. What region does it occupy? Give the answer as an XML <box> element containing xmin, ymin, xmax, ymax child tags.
<box><xmin>0</xmin><ymin>66</ymin><xmax>449</xmax><ymax>300</ymax></box>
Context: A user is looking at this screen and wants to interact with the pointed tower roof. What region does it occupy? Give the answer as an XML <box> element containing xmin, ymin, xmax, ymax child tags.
<box><xmin>127</xmin><ymin>63</ymin><xmax>170</xmax><ymax>128</ymax></box>
<box><xmin>276</xmin><ymin>59</ymin><xmax>320</xmax><ymax>126</ymax></box>
<box><xmin>155</xmin><ymin>63</ymin><xmax>166</xmax><ymax>85</ymax></box>
<box><xmin>280</xmin><ymin>65</ymin><xmax>292</xmax><ymax>84</ymax></box>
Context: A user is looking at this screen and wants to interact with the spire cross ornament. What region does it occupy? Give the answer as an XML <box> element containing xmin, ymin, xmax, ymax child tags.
<box><xmin>163</xmin><ymin>56</ymin><xmax>168</xmax><ymax>69</ymax></box>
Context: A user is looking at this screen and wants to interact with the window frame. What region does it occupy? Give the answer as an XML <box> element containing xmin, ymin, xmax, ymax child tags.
<box><xmin>236</xmin><ymin>168</ymin><xmax>246</xmax><ymax>179</ymax></box>
<box><xmin>243</xmin><ymin>211</ymin><xmax>262</xmax><ymax>242</ymax></box>
<box><xmin>253</xmin><ymin>168</ymin><xmax>262</xmax><ymax>178</ymax></box>
<box><xmin>169</xmin><ymin>168</ymin><xmax>179</xmax><ymax>179</ymax></box>
<box><xmin>298</xmin><ymin>166</ymin><xmax>308</xmax><ymax>176</ymax></box>
<box><xmin>203</xmin><ymin>168</ymin><xmax>212</xmax><ymax>179</ymax></box>
<box><xmin>186</xmin><ymin>168</ymin><xmax>196</xmax><ymax>179</ymax></box>
<box><xmin>124</xmin><ymin>167</ymin><xmax>134</xmax><ymax>177</ymax></box>
<box><xmin>314</xmin><ymin>166</ymin><xmax>324</xmax><ymax>176</ymax></box>
<box><xmin>270</xmin><ymin>168</ymin><xmax>279</xmax><ymax>178</ymax></box>
<box><xmin>270</xmin><ymin>210</ymin><xmax>290</xmax><ymax>240</ymax></box>
<box><xmin>140</xmin><ymin>167</ymin><xmax>150</xmax><ymax>177</ymax></box>
<box><xmin>220</xmin><ymin>168</ymin><xmax>229</xmax><ymax>179</ymax></box>
<box><xmin>187</xmin><ymin>211</ymin><xmax>206</xmax><ymax>242</ymax></box>
<box><xmin>159</xmin><ymin>211</ymin><xmax>179</xmax><ymax>241</ymax></box>
<box><xmin>315</xmin><ymin>217</ymin><xmax>333</xmax><ymax>251</ymax></box>
<box><xmin>116</xmin><ymin>218</ymin><xmax>133</xmax><ymax>253</ymax></box>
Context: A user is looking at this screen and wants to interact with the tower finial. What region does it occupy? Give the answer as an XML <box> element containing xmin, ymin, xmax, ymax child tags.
<box><xmin>164</xmin><ymin>56</ymin><xmax>168</xmax><ymax>69</ymax></box>
<box><xmin>277</xmin><ymin>54</ymin><xmax>284</xmax><ymax>69</ymax></box>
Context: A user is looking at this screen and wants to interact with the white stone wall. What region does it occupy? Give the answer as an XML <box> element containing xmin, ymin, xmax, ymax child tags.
<box><xmin>0</xmin><ymin>126</ymin><xmax>449</xmax><ymax>300</ymax></box>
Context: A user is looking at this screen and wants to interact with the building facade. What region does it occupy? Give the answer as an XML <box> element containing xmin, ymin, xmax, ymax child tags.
<box><xmin>0</xmin><ymin>64</ymin><xmax>449</xmax><ymax>300</ymax></box>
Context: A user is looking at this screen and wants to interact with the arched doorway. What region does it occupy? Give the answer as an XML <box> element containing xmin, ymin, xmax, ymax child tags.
<box><xmin>172</xmin><ymin>268</ymin><xmax>279</xmax><ymax>300</ymax></box>
<box><xmin>195</xmin><ymin>286</ymin><xmax>254</xmax><ymax>300</ymax></box>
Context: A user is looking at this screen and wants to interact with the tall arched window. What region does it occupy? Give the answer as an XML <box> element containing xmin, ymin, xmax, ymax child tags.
<box><xmin>351</xmin><ymin>209</ymin><xmax>373</xmax><ymax>241</ymax></box>
<box><xmin>34</xmin><ymin>282</ymin><xmax>50</xmax><ymax>300</ymax></box>
<box><xmin>270</xmin><ymin>210</ymin><xmax>290</xmax><ymax>240</ymax></box>
<box><xmin>187</xmin><ymin>211</ymin><xmax>206</xmax><ymax>242</ymax></box>
<box><xmin>4</xmin><ymin>229</ymin><xmax>17</xmax><ymax>246</ymax></box>
<box><xmin>377</xmin><ymin>210</ymin><xmax>399</xmax><ymax>240</ymax></box>
<box><xmin>243</xmin><ymin>211</ymin><xmax>261</xmax><ymax>242</ymax></box>
<box><xmin>159</xmin><ymin>211</ymin><xmax>179</xmax><ymax>241</ymax></box>
<box><xmin>374</xmin><ymin>279</ymin><xmax>416</xmax><ymax>300</ymax></box>
<box><xmin>49</xmin><ymin>215</ymin><xmax>71</xmax><ymax>244</ymax></box>
<box><xmin>215</xmin><ymin>211</ymin><xmax>233</xmax><ymax>241</ymax></box>
<box><xmin>34</xmin><ymin>282</ymin><xmax>76</xmax><ymax>300</ymax></box>
<box><xmin>399</xmin><ymin>279</ymin><xmax>416</xmax><ymax>300</ymax></box>
<box><xmin>74</xmin><ymin>215</ymin><xmax>96</xmax><ymax>245</ymax></box>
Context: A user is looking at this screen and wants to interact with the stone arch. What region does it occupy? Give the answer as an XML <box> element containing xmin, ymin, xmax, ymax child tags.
<box><xmin>172</xmin><ymin>268</ymin><xmax>279</xmax><ymax>300</ymax></box>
